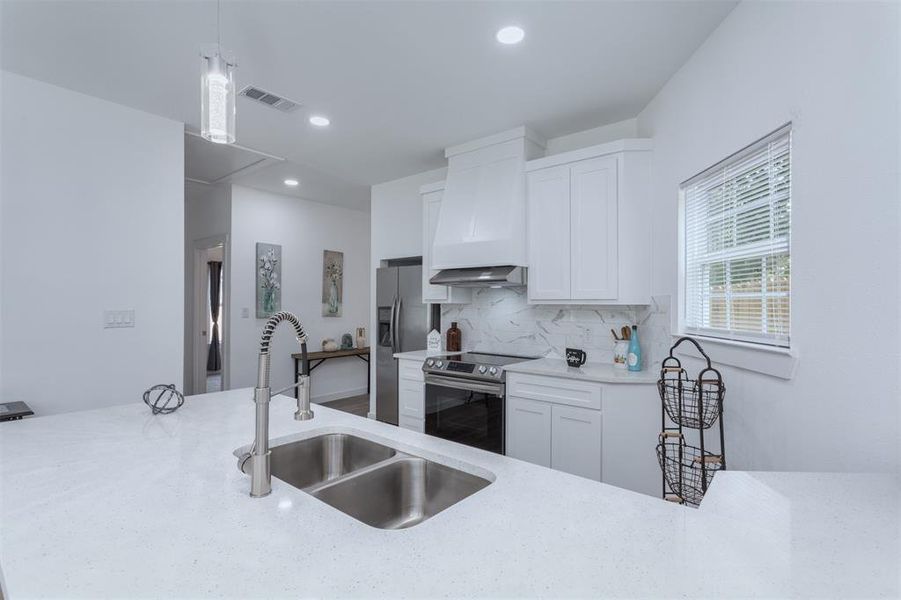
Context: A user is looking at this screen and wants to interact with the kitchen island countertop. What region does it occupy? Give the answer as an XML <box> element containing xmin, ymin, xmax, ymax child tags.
<box><xmin>1</xmin><ymin>389</ymin><xmax>897</xmax><ymax>598</ymax></box>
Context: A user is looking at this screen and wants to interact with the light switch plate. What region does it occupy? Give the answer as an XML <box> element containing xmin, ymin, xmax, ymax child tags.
<box><xmin>241</xmin><ymin>307</ymin><xmax>250</xmax><ymax>318</ymax></box>
<box><xmin>104</xmin><ymin>309</ymin><xmax>135</xmax><ymax>328</ymax></box>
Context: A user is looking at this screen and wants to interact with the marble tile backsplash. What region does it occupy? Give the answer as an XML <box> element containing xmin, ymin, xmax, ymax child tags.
<box><xmin>441</xmin><ymin>289</ymin><xmax>671</xmax><ymax>369</ymax></box>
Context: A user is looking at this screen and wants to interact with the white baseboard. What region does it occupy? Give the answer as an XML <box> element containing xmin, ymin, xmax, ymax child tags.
<box><xmin>313</xmin><ymin>387</ymin><xmax>368</xmax><ymax>404</ymax></box>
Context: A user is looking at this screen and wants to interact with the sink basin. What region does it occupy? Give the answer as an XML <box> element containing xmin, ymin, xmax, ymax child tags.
<box><xmin>270</xmin><ymin>433</ymin><xmax>396</xmax><ymax>490</ymax></box>
<box><xmin>311</xmin><ymin>456</ymin><xmax>491</xmax><ymax>530</ymax></box>
<box><xmin>258</xmin><ymin>432</ymin><xmax>492</xmax><ymax>529</ymax></box>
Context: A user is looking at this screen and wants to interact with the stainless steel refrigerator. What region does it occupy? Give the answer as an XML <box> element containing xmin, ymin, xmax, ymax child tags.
<box><xmin>376</xmin><ymin>265</ymin><xmax>427</xmax><ymax>425</ymax></box>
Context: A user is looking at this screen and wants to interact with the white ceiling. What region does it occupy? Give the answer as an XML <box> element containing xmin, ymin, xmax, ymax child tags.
<box><xmin>183</xmin><ymin>133</ymin><xmax>370</xmax><ymax>210</ymax></box>
<box><xmin>1</xmin><ymin>0</ymin><xmax>735</xmax><ymax>194</ymax></box>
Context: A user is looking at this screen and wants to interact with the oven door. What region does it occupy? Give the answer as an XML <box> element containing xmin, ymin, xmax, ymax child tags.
<box><xmin>424</xmin><ymin>374</ymin><xmax>505</xmax><ymax>455</ymax></box>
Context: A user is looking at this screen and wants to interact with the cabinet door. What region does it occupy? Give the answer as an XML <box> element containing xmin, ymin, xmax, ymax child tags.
<box><xmin>399</xmin><ymin>415</ymin><xmax>425</xmax><ymax>433</ymax></box>
<box><xmin>506</xmin><ymin>396</ymin><xmax>552</xmax><ymax>467</ymax></box>
<box><xmin>526</xmin><ymin>166</ymin><xmax>571</xmax><ymax>301</ymax></box>
<box><xmin>570</xmin><ymin>156</ymin><xmax>618</xmax><ymax>300</ymax></box>
<box><xmin>398</xmin><ymin>379</ymin><xmax>425</xmax><ymax>419</ymax></box>
<box><xmin>422</xmin><ymin>190</ymin><xmax>449</xmax><ymax>303</ymax></box>
<box><xmin>551</xmin><ymin>404</ymin><xmax>602</xmax><ymax>481</ymax></box>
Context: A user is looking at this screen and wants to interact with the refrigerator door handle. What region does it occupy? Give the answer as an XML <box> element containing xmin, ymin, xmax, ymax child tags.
<box><xmin>389</xmin><ymin>296</ymin><xmax>399</xmax><ymax>353</ymax></box>
<box><xmin>395</xmin><ymin>297</ymin><xmax>403</xmax><ymax>352</ymax></box>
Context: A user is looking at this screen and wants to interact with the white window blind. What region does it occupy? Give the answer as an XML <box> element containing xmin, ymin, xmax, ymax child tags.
<box><xmin>681</xmin><ymin>125</ymin><xmax>791</xmax><ymax>347</ymax></box>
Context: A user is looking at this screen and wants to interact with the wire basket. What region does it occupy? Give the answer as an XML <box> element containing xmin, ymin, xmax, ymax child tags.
<box><xmin>656</xmin><ymin>436</ymin><xmax>725</xmax><ymax>507</ymax></box>
<box><xmin>658</xmin><ymin>338</ymin><xmax>725</xmax><ymax>429</ymax></box>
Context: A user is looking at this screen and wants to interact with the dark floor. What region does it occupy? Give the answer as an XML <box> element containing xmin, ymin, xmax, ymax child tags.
<box><xmin>321</xmin><ymin>394</ymin><xmax>369</xmax><ymax>417</ymax></box>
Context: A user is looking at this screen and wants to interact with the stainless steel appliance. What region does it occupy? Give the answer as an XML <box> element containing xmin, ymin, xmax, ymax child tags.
<box><xmin>422</xmin><ymin>352</ymin><xmax>533</xmax><ymax>454</ymax></box>
<box><xmin>376</xmin><ymin>265</ymin><xmax>427</xmax><ymax>425</ymax></box>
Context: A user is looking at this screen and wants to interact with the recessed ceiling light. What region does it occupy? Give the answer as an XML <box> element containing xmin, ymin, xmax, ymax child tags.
<box><xmin>284</xmin><ymin>178</ymin><xmax>299</xmax><ymax>187</ymax></box>
<box><xmin>309</xmin><ymin>115</ymin><xmax>330</xmax><ymax>127</ymax></box>
<box><xmin>496</xmin><ymin>25</ymin><xmax>525</xmax><ymax>45</ymax></box>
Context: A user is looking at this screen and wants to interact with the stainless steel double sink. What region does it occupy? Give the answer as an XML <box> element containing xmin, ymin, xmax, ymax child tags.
<box><xmin>265</xmin><ymin>433</ymin><xmax>491</xmax><ymax>529</ymax></box>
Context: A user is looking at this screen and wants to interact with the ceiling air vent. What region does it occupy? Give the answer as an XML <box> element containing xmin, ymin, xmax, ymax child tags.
<box><xmin>238</xmin><ymin>86</ymin><xmax>301</xmax><ymax>113</ymax></box>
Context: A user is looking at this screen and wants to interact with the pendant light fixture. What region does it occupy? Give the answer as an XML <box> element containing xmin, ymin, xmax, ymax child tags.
<box><xmin>200</xmin><ymin>0</ymin><xmax>236</xmax><ymax>144</ymax></box>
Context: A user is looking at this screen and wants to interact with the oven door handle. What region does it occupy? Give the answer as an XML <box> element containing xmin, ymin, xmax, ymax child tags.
<box><xmin>424</xmin><ymin>374</ymin><xmax>505</xmax><ymax>396</ymax></box>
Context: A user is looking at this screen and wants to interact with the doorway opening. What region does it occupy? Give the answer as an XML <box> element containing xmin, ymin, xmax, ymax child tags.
<box><xmin>192</xmin><ymin>238</ymin><xmax>228</xmax><ymax>395</ymax></box>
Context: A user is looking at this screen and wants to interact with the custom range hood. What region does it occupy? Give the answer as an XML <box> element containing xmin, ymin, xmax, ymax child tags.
<box><xmin>429</xmin><ymin>265</ymin><xmax>527</xmax><ymax>288</ymax></box>
<box><xmin>430</xmin><ymin>127</ymin><xmax>545</xmax><ymax>287</ymax></box>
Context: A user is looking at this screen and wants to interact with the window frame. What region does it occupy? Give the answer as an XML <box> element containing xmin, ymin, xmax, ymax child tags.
<box><xmin>677</xmin><ymin>123</ymin><xmax>793</xmax><ymax>352</ymax></box>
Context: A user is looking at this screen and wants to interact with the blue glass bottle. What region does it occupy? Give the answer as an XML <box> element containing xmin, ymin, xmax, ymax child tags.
<box><xmin>627</xmin><ymin>325</ymin><xmax>642</xmax><ymax>372</ymax></box>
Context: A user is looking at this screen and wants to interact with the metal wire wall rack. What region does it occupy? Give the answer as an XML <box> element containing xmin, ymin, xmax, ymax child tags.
<box><xmin>656</xmin><ymin>337</ymin><xmax>726</xmax><ymax>507</ymax></box>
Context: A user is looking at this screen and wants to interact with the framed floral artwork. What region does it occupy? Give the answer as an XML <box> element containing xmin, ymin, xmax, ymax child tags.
<box><xmin>322</xmin><ymin>250</ymin><xmax>343</xmax><ymax>317</ymax></box>
<box><xmin>256</xmin><ymin>243</ymin><xmax>281</xmax><ymax>318</ymax></box>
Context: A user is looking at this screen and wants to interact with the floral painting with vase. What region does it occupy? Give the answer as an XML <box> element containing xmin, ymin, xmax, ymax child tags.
<box><xmin>321</xmin><ymin>250</ymin><xmax>343</xmax><ymax>317</ymax></box>
<box><xmin>255</xmin><ymin>243</ymin><xmax>281</xmax><ymax>318</ymax></box>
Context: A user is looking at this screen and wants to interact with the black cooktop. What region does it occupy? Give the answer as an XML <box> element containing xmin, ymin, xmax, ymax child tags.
<box><xmin>437</xmin><ymin>352</ymin><xmax>535</xmax><ymax>366</ymax></box>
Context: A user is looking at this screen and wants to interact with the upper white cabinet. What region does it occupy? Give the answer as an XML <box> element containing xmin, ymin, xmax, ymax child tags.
<box><xmin>421</xmin><ymin>183</ymin><xmax>471</xmax><ymax>304</ymax></box>
<box><xmin>525</xmin><ymin>139</ymin><xmax>652</xmax><ymax>305</ymax></box>
<box><xmin>525</xmin><ymin>165</ymin><xmax>571</xmax><ymax>300</ymax></box>
<box><xmin>570</xmin><ymin>156</ymin><xmax>618</xmax><ymax>300</ymax></box>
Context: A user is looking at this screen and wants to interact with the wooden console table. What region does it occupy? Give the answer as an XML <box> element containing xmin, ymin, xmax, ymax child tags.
<box><xmin>291</xmin><ymin>347</ymin><xmax>371</xmax><ymax>399</ymax></box>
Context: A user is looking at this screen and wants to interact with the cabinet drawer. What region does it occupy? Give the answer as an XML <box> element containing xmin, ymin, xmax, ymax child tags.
<box><xmin>507</xmin><ymin>373</ymin><xmax>602</xmax><ymax>410</ymax></box>
<box><xmin>398</xmin><ymin>415</ymin><xmax>424</xmax><ymax>433</ymax></box>
<box><xmin>398</xmin><ymin>380</ymin><xmax>424</xmax><ymax>418</ymax></box>
<box><xmin>398</xmin><ymin>360</ymin><xmax>424</xmax><ymax>382</ymax></box>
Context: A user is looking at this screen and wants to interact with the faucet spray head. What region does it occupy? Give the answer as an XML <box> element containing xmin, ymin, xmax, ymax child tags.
<box><xmin>294</xmin><ymin>375</ymin><xmax>314</xmax><ymax>421</ymax></box>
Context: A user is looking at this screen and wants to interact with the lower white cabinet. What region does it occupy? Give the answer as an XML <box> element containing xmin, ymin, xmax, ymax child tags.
<box><xmin>397</xmin><ymin>358</ymin><xmax>425</xmax><ymax>432</ymax></box>
<box><xmin>506</xmin><ymin>372</ymin><xmax>657</xmax><ymax>494</ymax></box>
<box><xmin>550</xmin><ymin>404</ymin><xmax>602</xmax><ymax>480</ymax></box>
<box><xmin>507</xmin><ymin>395</ymin><xmax>600</xmax><ymax>480</ymax></box>
<box><xmin>399</xmin><ymin>414</ymin><xmax>424</xmax><ymax>432</ymax></box>
<box><xmin>506</xmin><ymin>397</ymin><xmax>552</xmax><ymax>468</ymax></box>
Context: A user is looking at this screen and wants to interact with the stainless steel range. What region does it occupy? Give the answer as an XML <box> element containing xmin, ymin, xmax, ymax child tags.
<box><xmin>421</xmin><ymin>352</ymin><xmax>535</xmax><ymax>455</ymax></box>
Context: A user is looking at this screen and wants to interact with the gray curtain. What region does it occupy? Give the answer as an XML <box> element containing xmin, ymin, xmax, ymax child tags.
<box><xmin>206</xmin><ymin>261</ymin><xmax>222</xmax><ymax>372</ymax></box>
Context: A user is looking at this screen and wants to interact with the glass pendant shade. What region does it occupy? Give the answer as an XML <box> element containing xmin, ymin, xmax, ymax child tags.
<box><xmin>201</xmin><ymin>52</ymin><xmax>235</xmax><ymax>144</ymax></box>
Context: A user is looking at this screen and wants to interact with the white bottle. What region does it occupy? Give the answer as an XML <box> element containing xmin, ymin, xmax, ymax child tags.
<box><xmin>426</xmin><ymin>329</ymin><xmax>442</xmax><ymax>353</ymax></box>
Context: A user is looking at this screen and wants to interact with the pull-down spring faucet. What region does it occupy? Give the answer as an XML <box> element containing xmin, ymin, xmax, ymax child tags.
<box><xmin>239</xmin><ymin>311</ymin><xmax>312</xmax><ymax>498</ymax></box>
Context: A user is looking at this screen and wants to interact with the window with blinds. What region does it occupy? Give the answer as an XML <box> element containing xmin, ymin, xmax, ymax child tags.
<box><xmin>680</xmin><ymin>125</ymin><xmax>791</xmax><ymax>347</ymax></box>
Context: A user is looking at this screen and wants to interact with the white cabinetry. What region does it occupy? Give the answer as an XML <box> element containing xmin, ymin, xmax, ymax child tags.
<box><xmin>420</xmin><ymin>182</ymin><xmax>471</xmax><ymax>304</ymax></box>
<box><xmin>551</xmin><ymin>404</ymin><xmax>602</xmax><ymax>480</ymax></box>
<box><xmin>525</xmin><ymin>139</ymin><xmax>652</xmax><ymax>305</ymax></box>
<box><xmin>506</xmin><ymin>371</ymin><xmax>657</xmax><ymax>495</ymax></box>
<box><xmin>397</xmin><ymin>358</ymin><xmax>425</xmax><ymax>432</ymax></box>
<box><xmin>506</xmin><ymin>374</ymin><xmax>602</xmax><ymax>481</ymax></box>
<box><xmin>525</xmin><ymin>166</ymin><xmax>570</xmax><ymax>300</ymax></box>
<box><xmin>570</xmin><ymin>157</ymin><xmax>618</xmax><ymax>300</ymax></box>
<box><xmin>506</xmin><ymin>397</ymin><xmax>552</xmax><ymax>467</ymax></box>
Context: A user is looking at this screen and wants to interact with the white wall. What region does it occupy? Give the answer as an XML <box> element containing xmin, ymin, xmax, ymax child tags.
<box><xmin>183</xmin><ymin>181</ymin><xmax>230</xmax><ymax>394</ymax></box>
<box><xmin>368</xmin><ymin>167</ymin><xmax>447</xmax><ymax>415</ymax></box>
<box><xmin>545</xmin><ymin>118</ymin><xmax>639</xmax><ymax>155</ymax></box>
<box><xmin>635</xmin><ymin>2</ymin><xmax>900</xmax><ymax>473</ymax></box>
<box><xmin>229</xmin><ymin>185</ymin><xmax>370</xmax><ymax>402</ymax></box>
<box><xmin>0</xmin><ymin>71</ymin><xmax>184</xmax><ymax>415</ymax></box>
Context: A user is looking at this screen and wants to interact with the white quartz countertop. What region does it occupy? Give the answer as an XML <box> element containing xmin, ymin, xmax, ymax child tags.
<box><xmin>505</xmin><ymin>357</ymin><xmax>659</xmax><ymax>384</ymax></box>
<box><xmin>393</xmin><ymin>349</ymin><xmax>446</xmax><ymax>360</ymax></box>
<box><xmin>1</xmin><ymin>389</ymin><xmax>898</xmax><ymax>598</ymax></box>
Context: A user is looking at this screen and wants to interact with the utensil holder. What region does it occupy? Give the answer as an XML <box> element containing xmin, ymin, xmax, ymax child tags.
<box><xmin>613</xmin><ymin>340</ymin><xmax>629</xmax><ymax>369</ymax></box>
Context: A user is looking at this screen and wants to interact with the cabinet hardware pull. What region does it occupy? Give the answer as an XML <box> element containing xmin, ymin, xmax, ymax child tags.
<box><xmin>560</xmin><ymin>415</ymin><xmax>591</xmax><ymax>424</ymax></box>
<box><xmin>514</xmin><ymin>407</ymin><xmax>543</xmax><ymax>416</ymax></box>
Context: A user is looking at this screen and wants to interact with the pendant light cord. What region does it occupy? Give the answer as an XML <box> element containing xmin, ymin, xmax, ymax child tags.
<box><xmin>217</xmin><ymin>0</ymin><xmax>221</xmax><ymax>50</ymax></box>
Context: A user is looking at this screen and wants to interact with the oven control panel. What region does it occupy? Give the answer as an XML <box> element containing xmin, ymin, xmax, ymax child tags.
<box><xmin>423</xmin><ymin>358</ymin><xmax>503</xmax><ymax>379</ymax></box>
